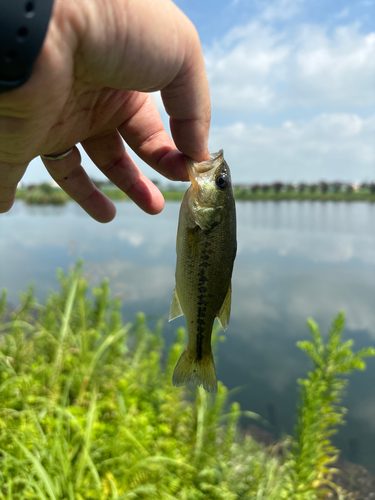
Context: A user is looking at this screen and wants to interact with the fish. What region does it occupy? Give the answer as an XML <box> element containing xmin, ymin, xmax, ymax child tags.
<box><xmin>169</xmin><ymin>150</ymin><xmax>237</xmax><ymax>393</ymax></box>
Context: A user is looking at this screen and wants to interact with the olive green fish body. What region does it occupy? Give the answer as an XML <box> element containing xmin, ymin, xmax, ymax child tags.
<box><xmin>169</xmin><ymin>150</ymin><xmax>237</xmax><ymax>393</ymax></box>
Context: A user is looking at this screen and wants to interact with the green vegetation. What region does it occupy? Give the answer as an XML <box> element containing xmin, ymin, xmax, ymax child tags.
<box><xmin>15</xmin><ymin>181</ymin><xmax>375</xmax><ymax>205</ymax></box>
<box><xmin>15</xmin><ymin>187</ymin><xmax>185</xmax><ymax>204</ymax></box>
<box><xmin>16</xmin><ymin>183</ymin><xmax>68</xmax><ymax>205</ymax></box>
<box><xmin>161</xmin><ymin>190</ymin><xmax>190</xmax><ymax>201</ymax></box>
<box><xmin>234</xmin><ymin>182</ymin><xmax>375</xmax><ymax>201</ymax></box>
<box><xmin>284</xmin><ymin>314</ymin><xmax>375</xmax><ymax>498</ymax></box>
<box><xmin>0</xmin><ymin>265</ymin><xmax>373</xmax><ymax>499</ymax></box>
<box><xmin>233</xmin><ymin>187</ymin><xmax>375</xmax><ymax>202</ymax></box>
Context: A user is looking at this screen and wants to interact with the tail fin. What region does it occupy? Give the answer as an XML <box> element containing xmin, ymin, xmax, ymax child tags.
<box><xmin>172</xmin><ymin>349</ymin><xmax>217</xmax><ymax>393</ymax></box>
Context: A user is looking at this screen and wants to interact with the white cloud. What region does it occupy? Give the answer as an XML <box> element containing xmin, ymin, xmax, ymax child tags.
<box><xmin>205</xmin><ymin>22</ymin><xmax>288</xmax><ymax>111</ymax></box>
<box><xmin>259</xmin><ymin>0</ymin><xmax>305</xmax><ymax>22</ymax></box>
<box><xmin>291</xmin><ymin>24</ymin><xmax>375</xmax><ymax>107</ymax></box>
<box><xmin>209</xmin><ymin>113</ymin><xmax>375</xmax><ymax>182</ymax></box>
<box><xmin>205</xmin><ymin>21</ymin><xmax>375</xmax><ymax>111</ymax></box>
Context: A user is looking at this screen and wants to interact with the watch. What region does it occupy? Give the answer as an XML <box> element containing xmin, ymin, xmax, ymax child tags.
<box><xmin>0</xmin><ymin>0</ymin><xmax>55</xmax><ymax>93</ymax></box>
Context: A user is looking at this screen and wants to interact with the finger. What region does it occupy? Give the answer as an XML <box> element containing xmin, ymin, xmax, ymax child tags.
<box><xmin>0</xmin><ymin>161</ymin><xmax>28</xmax><ymax>213</ymax></box>
<box><xmin>117</xmin><ymin>93</ymin><xmax>189</xmax><ymax>182</ymax></box>
<box><xmin>84</xmin><ymin>0</ymin><xmax>210</xmax><ymax>162</ymax></box>
<box><xmin>81</xmin><ymin>130</ymin><xmax>165</xmax><ymax>215</ymax></box>
<box><xmin>161</xmin><ymin>30</ymin><xmax>211</xmax><ymax>162</ymax></box>
<box><xmin>41</xmin><ymin>146</ymin><xmax>116</xmax><ymax>223</ymax></box>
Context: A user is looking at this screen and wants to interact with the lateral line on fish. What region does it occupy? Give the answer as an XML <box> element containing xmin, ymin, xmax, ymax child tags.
<box><xmin>196</xmin><ymin>238</ymin><xmax>211</xmax><ymax>361</ymax></box>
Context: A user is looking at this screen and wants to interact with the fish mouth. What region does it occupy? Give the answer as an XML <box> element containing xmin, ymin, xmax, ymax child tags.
<box><xmin>187</xmin><ymin>150</ymin><xmax>224</xmax><ymax>187</ymax></box>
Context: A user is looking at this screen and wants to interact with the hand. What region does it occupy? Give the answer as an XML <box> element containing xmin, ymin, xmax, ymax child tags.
<box><xmin>0</xmin><ymin>0</ymin><xmax>211</xmax><ymax>222</ymax></box>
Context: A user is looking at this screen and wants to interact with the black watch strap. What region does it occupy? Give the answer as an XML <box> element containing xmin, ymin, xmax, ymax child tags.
<box><xmin>0</xmin><ymin>0</ymin><xmax>55</xmax><ymax>93</ymax></box>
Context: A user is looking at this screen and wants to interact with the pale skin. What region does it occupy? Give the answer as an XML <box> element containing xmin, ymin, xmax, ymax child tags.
<box><xmin>0</xmin><ymin>0</ymin><xmax>211</xmax><ymax>222</ymax></box>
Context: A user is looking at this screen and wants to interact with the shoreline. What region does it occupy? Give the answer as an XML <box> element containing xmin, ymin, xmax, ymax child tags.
<box><xmin>15</xmin><ymin>188</ymin><xmax>375</xmax><ymax>205</ymax></box>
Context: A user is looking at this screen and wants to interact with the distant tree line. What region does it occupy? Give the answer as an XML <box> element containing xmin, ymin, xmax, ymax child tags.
<box><xmin>234</xmin><ymin>181</ymin><xmax>375</xmax><ymax>195</ymax></box>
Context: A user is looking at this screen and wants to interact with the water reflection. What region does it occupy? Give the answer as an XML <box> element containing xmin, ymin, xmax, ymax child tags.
<box><xmin>0</xmin><ymin>200</ymin><xmax>374</xmax><ymax>471</ymax></box>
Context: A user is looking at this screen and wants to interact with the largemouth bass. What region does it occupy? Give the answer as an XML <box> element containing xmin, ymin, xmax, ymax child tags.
<box><xmin>169</xmin><ymin>150</ymin><xmax>237</xmax><ymax>393</ymax></box>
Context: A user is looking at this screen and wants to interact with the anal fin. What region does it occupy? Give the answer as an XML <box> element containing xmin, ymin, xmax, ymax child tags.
<box><xmin>217</xmin><ymin>282</ymin><xmax>232</xmax><ymax>331</ymax></box>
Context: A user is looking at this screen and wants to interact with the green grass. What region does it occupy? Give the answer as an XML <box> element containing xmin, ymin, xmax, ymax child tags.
<box><xmin>0</xmin><ymin>264</ymin><xmax>373</xmax><ymax>499</ymax></box>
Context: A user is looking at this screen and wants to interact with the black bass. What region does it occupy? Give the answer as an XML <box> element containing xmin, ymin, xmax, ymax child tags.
<box><xmin>169</xmin><ymin>150</ymin><xmax>237</xmax><ymax>393</ymax></box>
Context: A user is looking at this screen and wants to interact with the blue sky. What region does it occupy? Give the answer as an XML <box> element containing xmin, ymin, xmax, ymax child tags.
<box><xmin>24</xmin><ymin>0</ymin><xmax>375</xmax><ymax>185</ymax></box>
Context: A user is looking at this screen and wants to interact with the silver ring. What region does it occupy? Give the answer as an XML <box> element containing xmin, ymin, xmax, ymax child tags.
<box><xmin>41</xmin><ymin>147</ymin><xmax>74</xmax><ymax>161</ymax></box>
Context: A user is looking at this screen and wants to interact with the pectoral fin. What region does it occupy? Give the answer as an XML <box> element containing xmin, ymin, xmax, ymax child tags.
<box><xmin>169</xmin><ymin>288</ymin><xmax>184</xmax><ymax>321</ymax></box>
<box><xmin>217</xmin><ymin>283</ymin><xmax>232</xmax><ymax>331</ymax></box>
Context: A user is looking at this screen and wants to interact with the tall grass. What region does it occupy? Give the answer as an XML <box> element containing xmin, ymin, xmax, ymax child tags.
<box><xmin>0</xmin><ymin>264</ymin><xmax>373</xmax><ymax>499</ymax></box>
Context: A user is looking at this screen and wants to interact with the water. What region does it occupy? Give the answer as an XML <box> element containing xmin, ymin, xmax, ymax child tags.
<box><xmin>1</xmin><ymin>200</ymin><xmax>375</xmax><ymax>471</ymax></box>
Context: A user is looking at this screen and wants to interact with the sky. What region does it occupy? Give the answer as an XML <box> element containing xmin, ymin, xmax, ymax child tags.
<box><xmin>23</xmin><ymin>0</ymin><xmax>375</xmax><ymax>185</ymax></box>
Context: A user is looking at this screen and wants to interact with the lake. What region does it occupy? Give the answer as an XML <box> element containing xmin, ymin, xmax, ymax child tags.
<box><xmin>1</xmin><ymin>200</ymin><xmax>374</xmax><ymax>472</ymax></box>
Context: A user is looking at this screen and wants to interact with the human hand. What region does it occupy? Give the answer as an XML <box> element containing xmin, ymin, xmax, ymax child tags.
<box><xmin>0</xmin><ymin>0</ymin><xmax>211</xmax><ymax>222</ymax></box>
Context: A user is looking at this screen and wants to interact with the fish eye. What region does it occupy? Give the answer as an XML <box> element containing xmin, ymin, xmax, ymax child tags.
<box><xmin>215</xmin><ymin>173</ymin><xmax>229</xmax><ymax>190</ymax></box>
